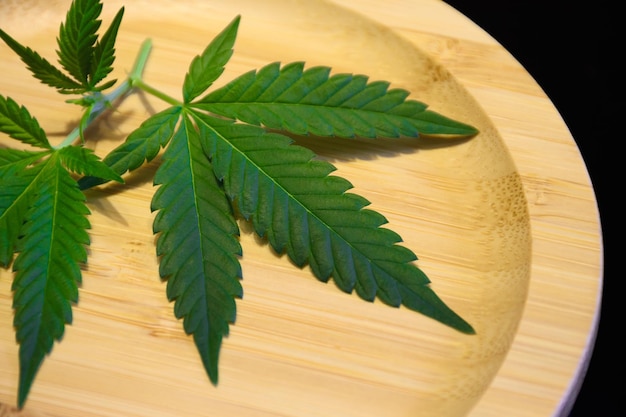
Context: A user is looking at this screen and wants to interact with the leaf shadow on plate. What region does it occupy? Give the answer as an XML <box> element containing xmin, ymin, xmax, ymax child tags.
<box><xmin>234</xmin><ymin>130</ymin><xmax>474</xmax><ymax>270</ymax></box>
<box><xmin>286</xmin><ymin>131</ymin><xmax>474</xmax><ymax>163</ymax></box>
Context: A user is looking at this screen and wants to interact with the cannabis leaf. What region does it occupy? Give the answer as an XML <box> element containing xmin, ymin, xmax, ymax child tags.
<box><xmin>193</xmin><ymin>61</ymin><xmax>478</xmax><ymax>138</ymax></box>
<box><xmin>1</xmin><ymin>94</ymin><xmax>52</xmax><ymax>266</ymax></box>
<box><xmin>11</xmin><ymin>153</ymin><xmax>88</xmax><ymax>408</ymax></box>
<box><xmin>0</xmin><ymin>0</ymin><xmax>130</xmax><ymax>408</ymax></box>
<box><xmin>89</xmin><ymin>5</ymin><xmax>125</xmax><ymax>89</ymax></box>
<box><xmin>0</xmin><ymin>0</ymin><xmax>124</xmax><ymax>94</ymax></box>
<box><xmin>183</xmin><ymin>15</ymin><xmax>239</xmax><ymax>103</ymax></box>
<box><xmin>152</xmin><ymin>114</ymin><xmax>243</xmax><ymax>383</ymax></box>
<box><xmin>2</xmin><ymin>5</ymin><xmax>479</xmax><ymax>409</ymax></box>
<box><xmin>1</xmin><ymin>143</ymin><xmax>121</xmax><ymax>408</ymax></box>
<box><xmin>75</xmin><ymin>15</ymin><xmax>475</xmax><ymax>386</ymax></box>
<box><xmin>57</xmin><ymin>0</ymin><xmax>104</xmax><ymax>84</ymax></box>
<box><xmin>0</xmin><ymin>95</ymin><xmax>51</xmax><ymax>149</ymax></box>
<box><xmin>192</xmin><ymin>113</ymin><xmax>474</xmax><ymax>333</ymax></box>
<box><xmin>0</xmin><ymin>29</ymin><xmax>84</xmax><ymax>94</ymax></box>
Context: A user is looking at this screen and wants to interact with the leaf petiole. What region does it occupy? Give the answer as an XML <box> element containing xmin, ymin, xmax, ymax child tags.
<box><xmin>131</xmin><ymin>78</ymin><xmax>182</xmax><ymax>107</ymax></box>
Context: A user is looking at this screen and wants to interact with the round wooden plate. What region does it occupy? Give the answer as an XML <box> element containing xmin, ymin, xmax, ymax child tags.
<box><xmin>0</xmin><ymin>1</ymin><xmax>602</xmax><ymax>416</ymax></box>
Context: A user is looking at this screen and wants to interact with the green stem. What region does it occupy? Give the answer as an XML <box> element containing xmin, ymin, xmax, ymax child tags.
<box><xmin>131</xmin><ymin>78</ymin><xmax>182</xmax><ymax>107</ymax></box>
<box><xmin>54</xmin><ymin>83</ymin><xmax>130</xmax><ymax>149</ymax></box>
<box><xmin>129</xmin><ymin>38</ymin><xmax>153</xmax><ymax>81</ymax></box>
<box><xmin>128</xmin><ymin>38</ymin><xmax>182</xmax><ymax>106</ymax></box>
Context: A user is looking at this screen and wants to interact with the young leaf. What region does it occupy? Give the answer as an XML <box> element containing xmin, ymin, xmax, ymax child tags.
<box><xmin>192</xmin><ymin>112</ymin><xmax>474</xmax><ymax>334</ymax></box>
<box><xmin>78</xmin><ymin>106</ymin><xmax>182</xmax><ymax>189</ymax></box>
<box><xmin>193</xmin><ymin>61</ymin><xmax>478</xmax><ymax>138</ymax></box>
<box><xmin>152</xmin><ymin>114</ymin><xmax>243</xmax><ymax>384</ymax></box>
<box><xmin>11</xmin><ymin>153</ymin><xmax>90</xmax><ymax>407</ymax></box>
<box><xmin>0</xmin><ymin>29</ymin><xmax>85</xmax><ymax>94</ymax></box>
<box><xmin>90</xmin><ymin>6</ymin><xmax>125</xmax><ymax>89</ymax></box>
<box><xmin>57</xmin><ymin>145</ymin><xmax>123</xmax><ymax>183</ymax></box>
<box><xmin>56</xmin><ymin>0</ymin><xmax>103</xmax><ymax>85</ymax></box>
<box><xmin>0</xmin><ymin>95</ymin><xmax>52</xmax><ymax>149</ymax></box>
<box><xmin>182</xmin><ymin>15</ymin><xmax>240</xmax><ymax>103</ymax></box>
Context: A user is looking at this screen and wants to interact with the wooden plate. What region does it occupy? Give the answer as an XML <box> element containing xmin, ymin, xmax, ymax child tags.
<box><xmin>0</xmin><ymin>1</ymin><xmax>602</xmax><ymax>416</ymax></box>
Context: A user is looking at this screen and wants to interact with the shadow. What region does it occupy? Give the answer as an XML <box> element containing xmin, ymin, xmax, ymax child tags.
<box><xmin>275</xmin><ymin>130</ymin><xmax>475</xmax><ymax>163</ymax></box>
<box><xmin>46</xmin><ymin>89</ymin><xmax>140</xmax><ymax>146</ymax></box>
<box><xmin>85</xmin><ymin>188</ymin><xmax>130</xmax><ymax>226</ymax></box>
<box><xmin>83</xmin><ymin>156</ymin><xmax>161</xmax><ymax>198</ymax></box>
<box><xmin>237</xmin><ymin>213</ymin><xmax>288</xmax><ymax>262</ymax></box>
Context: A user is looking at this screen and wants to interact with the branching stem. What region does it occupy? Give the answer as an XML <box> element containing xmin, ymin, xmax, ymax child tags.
<box><xmin>54</xmin><ymin>38</ymin><xmax>158</xmax><ymax>149</ymax></box>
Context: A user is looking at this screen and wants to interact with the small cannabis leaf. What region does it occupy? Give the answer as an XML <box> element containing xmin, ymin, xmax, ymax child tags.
<box><xmin>0</xmin><ymin>0</ymin><xmax>124</xmax><ymax>94</ymax></box>
<box><xmin>11</xmin><ymin>153</ymin><xmax>88</xmax><ymax>407</ymax></box>
<box><xmin>0</xmin><ymin>93</ymin><xmax>122</xmax><ymax>407</ymax></box>
<box><xmin>0</xmin><ymin>30</ymin><xmax>84</xmax><ymax>94</ymax></box>
<box><xmin>0</xmin><ymin>95</ymin><xmax>51</xmax><ymax>149</ymax></box>
<box><xmin>1</xmin><ymin>148</ymin><xmax>122</xmax><ymax>408</ymax></box>
<box><xmin>183</xmin><ymin>15</ymin><xmax>239</xmax><ymax>103</ymax></box>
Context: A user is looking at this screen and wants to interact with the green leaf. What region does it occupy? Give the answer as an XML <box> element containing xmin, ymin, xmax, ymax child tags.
<box><xmin>193</xmin><ymin>61</ymin><xmax>478</xmax><ymax>138</ymax></box>
<box><xmin>11</xmin><ymin>153</ymin><xmax>90</xmax><ymax>407</ymax></box>
<box><xmin>182</xmin><ymin>15</ymin><xmax>240</xmax><ymax>103</ymax></box>
<box><xmin>90</xmin><ymin>6</ymin><xmax>124</xmax><ymax>89</ymax></box>
<box><xmin>0</xmin><ymin>161</ymin><xmax>45</xmax><ymax>267</ymax></box>
<box><xmin>56</xmin><ymin>0</ymin><xmax>103</xmax><ymax>85</ymax></box>
<box><xmin>152</xmin><ymin>114</ymin><xmax>243</xmax><ymax>384</ymax></box>
<box><xmin>78</xmin><ymin>106</ymin><xmax>182</xmax><ymax>190</ymax></box>
<box><xmin>193</xmin><ymin>112</ymin><xmax>474</xmax><ymax>334</ymax></box>
<box><xmin>0</xmin><ymin>95</ymin><xmax>52</xmax><ymax>149</ymax></box>
<box><xmin>0</xmin><ymin>29</ymin><xmax>85</xmax><ymax>94</ymax></box>
<box><xmin>57</xmin><ymin>145</ymin><xmax>123</xmax><ymax>183</ymax></box>
<box><xmin>0</xmin><ymin>149</ymin><xmax>49</xmax><ymax>174</ymax></box>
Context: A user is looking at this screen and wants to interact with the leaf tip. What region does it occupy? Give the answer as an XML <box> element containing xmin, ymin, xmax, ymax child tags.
<box><xmin>457</xmin><ymin>320</ymin><xmax>476</xmax><ymax>335</ymax></box>
<box><xmin>16</xmin><ymin>354</ymin><xmax>42</xmax><ymax>410</ymax></box>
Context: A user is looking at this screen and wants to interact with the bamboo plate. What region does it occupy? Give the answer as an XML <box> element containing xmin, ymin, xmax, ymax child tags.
<box><xmin>0</xmin><ymin>1</ymin><xmax>603</xmax><ymax>416</ymax></box>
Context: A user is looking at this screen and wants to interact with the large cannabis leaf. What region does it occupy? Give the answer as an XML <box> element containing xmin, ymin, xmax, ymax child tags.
<box><xmin>3</xmin><ymin>2</ymin><xmax>479</xmax><ymax>408</ymax></box>
<box><xmin>75</xmin><ymin>15</ymin><xmax>476</xmax><ymax>388</ymax></box>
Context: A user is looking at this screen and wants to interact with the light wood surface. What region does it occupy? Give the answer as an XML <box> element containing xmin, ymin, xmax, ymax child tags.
<box><xmin>0</xmin><ymin>1</ymin><xmax>602</xmax><ymax>416</ymax></box>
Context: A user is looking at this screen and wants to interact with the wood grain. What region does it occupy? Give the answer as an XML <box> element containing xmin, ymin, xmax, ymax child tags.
<box><xmin>0</xmin><ymin>1</ymin><xmax>602</xmax><ymax>416</ymax></box>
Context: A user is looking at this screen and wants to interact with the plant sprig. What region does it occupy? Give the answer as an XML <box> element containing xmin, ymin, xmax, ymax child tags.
<box><xmin>1</xmin><ymin>0</ymin><xmax>478</xmax><ymax>409</ymax></box>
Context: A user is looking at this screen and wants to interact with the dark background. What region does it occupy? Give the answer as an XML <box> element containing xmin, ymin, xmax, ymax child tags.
<box><xmin>441</xmin><ymin>2</ymin><xmax>614</xmax><ymax>416</ymax></box>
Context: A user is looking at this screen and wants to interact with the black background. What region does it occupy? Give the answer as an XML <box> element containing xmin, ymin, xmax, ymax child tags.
<box><xmin>442</xmin><ymin>2</ymin><xmax>614</xmax><ymax>416</ymax></box>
